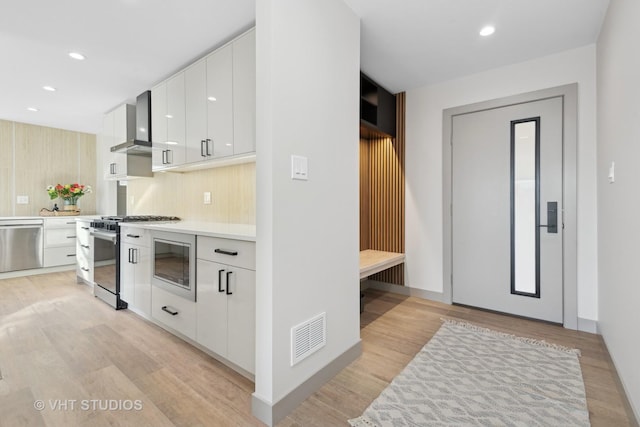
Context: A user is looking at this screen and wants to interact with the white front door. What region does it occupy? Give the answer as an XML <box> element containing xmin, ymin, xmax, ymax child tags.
<box><xmin>451</xmin><ymin>97</ymin><xmax>564</xmax><ymax>323</ymax></box>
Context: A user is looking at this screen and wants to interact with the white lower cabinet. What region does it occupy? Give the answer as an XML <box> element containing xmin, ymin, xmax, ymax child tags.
<box><xmin>120</xmin><ymin>226</ymin><xmax>151</xmax><ymax>317</ymax></box>
<box><xmin>76</xmin><ymin>219</ymin><xmax>92</xmax><ymax>283</ymax></box>
<box><xmin>152</xmin><ymin>286</ymin><xmax>197</xmax><ymax>340</ymax></box>
<box><xmin>196</xmin><ymin>235</ymin><xmax>256</xmax><ymax>375</ymax></box>
<box><xmin>196</xmin><ymin>259</ymin><xmax>256</xmax><ymax>374</ymax></box>
<box><xmin>44</xmin><ymin>217</ymin><xmax>78</xmax><ymax>267</ymax></box>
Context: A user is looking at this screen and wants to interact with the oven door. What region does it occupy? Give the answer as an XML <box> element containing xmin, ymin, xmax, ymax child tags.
<box><xmin>90</xmin><ymin>229</ymin><xmax>125</xmax><ymax>309</ymax></box>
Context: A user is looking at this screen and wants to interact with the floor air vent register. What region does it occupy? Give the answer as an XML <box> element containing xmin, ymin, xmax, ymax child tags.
<box><xmin>291</xmin><ymin>312</ymin><xmax>326</xmax><ymax>366</ymax></box>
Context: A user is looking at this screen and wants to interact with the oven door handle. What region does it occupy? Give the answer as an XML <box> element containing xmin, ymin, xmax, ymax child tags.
<box><xmin>90</xmin><ymin>230</ymin><xmax>117</xmax><ymax>244</ymax></box>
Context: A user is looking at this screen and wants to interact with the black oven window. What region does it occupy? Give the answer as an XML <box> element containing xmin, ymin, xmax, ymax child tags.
<box><xmin>154</xmin><ymin>240</ymin><xmax>190</xmax><ymax>289</ymax></box>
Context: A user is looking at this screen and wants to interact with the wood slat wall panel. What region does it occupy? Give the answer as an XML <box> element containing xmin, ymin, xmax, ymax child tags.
<box><xmin>360</xmin><ymin>92</ymin><xmax>406</xmax><ymax>285</ymax></box>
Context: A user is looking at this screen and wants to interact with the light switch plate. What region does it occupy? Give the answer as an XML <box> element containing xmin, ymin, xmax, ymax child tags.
<box><xmin>204</xmin><ymin>192</ymin><xmax>211</xmax><ymax>204</ymax></box>
<box><xmin>16</xmin><ymin>195</ymin><xmax>29</xmax><ymax>204</ymax></box>
<box><xmin>608</xmin><ymin>161</ymin><xmax>615</xmax><ymax>183</ymax></box>
<box><xmin>291</xmin><ymin>155</ymin><xmax>308</xmax><ymax>181</ymax></box>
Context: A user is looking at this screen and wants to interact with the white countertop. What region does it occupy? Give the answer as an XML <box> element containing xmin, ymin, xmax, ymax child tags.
<box><xmin>120</xmin><ymin>221</ymin><xmax>256</xmax><ymax>242</ymax></box>
<box><xmin>0</xmin><ymin>215</ymin><xmax>99</xmax><ymax>221</ymax></box>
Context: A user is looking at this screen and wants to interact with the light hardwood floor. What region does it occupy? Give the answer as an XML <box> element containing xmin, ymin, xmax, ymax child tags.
<box><xmin>0</xmin><ymin>271</ymin><xmax>635</xmax><ymax>426</ymax></box>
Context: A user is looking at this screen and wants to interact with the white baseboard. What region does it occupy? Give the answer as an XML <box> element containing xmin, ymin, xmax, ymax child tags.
<box><xmin>577</xmin><ymin>317</ymin><xmax>598</xmax><ymax>334</ymax></box>
<box><xmin>251</xmin><ymin>340</ymin><xmax>362</xmax><ymax>426</ymax></box>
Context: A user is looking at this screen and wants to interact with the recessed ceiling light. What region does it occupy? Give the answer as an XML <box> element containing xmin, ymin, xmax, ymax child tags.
<box><xmin>42</xmin><ymin>85</ymin><xmax>56</xmax><ymax>92</ymax></box>
<box><xmin>480</xmin><ymin>26</ymin><xmax>495</xmax><ymax>37</ymax></box>
<box><xmin>68</xmin><ymin>52</ymin><xmax>86</xmax><ymax>60</ymax></box>
<box><xmin>27</xmin><ymin>107</ymin><xmax>39</xmax><ymax>112</ymax></box>
<box><xmin>207</xmin><ymin>96</ymin><xmax>217</xmax><ymax>102</ymax></box>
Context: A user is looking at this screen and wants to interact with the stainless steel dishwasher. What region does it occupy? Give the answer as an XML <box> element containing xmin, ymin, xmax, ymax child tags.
<box><xmin>0</xmin><ymin>219</ymin><xmax>44</xmax><ymax>273</ymax></box>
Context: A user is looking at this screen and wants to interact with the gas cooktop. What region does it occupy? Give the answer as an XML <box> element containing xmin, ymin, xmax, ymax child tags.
<box><xmin>101</xmin><ymin>215</ymin><xmax>181</xmax><ymax>222</ymax></box>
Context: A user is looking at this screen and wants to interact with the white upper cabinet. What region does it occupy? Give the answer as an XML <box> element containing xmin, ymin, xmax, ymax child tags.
<box><xmin>152</xmin><ymin>73</ymin><xmax>186</xmax><ymax>171</ymax></box>
<box><xmin>206</xmin><ymin>44</ymin><xmax>234</xmax><ymax>158</ymax></box>
<box><xmin>233</xmin><ymin>29</ymin><xmax>256</xmax><ymax>156</ymax></box>
<box><xmin>185</xmin><ymin>46</ymin><xmax>233</xmax><ymax>163</ymax></box>
<box><xmin>103</xmin><ymin>104</ymin><xmax>135</xmax><ymax>180</ymax></box>
<box><xmin>154</xmin><ymin>28</ymin><xmax>255</xmax><ymax>170</ymax></box>
<box><xmin>185</xmin><ymin>59</ymin><xmax>209</xmax><ymax>163</ymax></box>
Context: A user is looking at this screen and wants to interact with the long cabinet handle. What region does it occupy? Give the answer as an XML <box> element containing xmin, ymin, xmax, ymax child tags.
<box><xmin>218</xmin><ymin>269</ymin><xmax>225</xmax><ymax>293</ymax></box>
<box><xmin>81</xmin><ymin>244</ymin><xmax>90</xmax><ymax>249</ymax></box>
<box><xmin>66</xmin><ymin>253</ymin><xmax>76</xmax><ymax>257</ymax></box>
<box><xmin>214</xmin><ymin>248</ymin><xmax>238</xmax><ymax>256</ymax></box>
<box><xmin>133</xmin><ymin>248</ymin><xmax>138</xmax><ymax>264</ymax></box>
<box><xmin>67</xmin><ymin>235</ymin><xmax>77</xmax><ymax>239</ymax></box>
<box><xmin>128</xmin><ymin>247</ymin><xmax>132</xmax><ymax>263</ymax></box>
<box><xmin>126</xmin><ymin>234</ymin><xmax>140</xmax><ymax>238</ymax></box>
<box><xmin>200</xmin><ymin>140</ymin><xmax>206</xmax><ymax>157</ymax></box>
<box><xmin>162</xmin><ymin>306</ymin><xmax>179</xmax><ymax>316</ymax></box>
<box><xmin>81</xmin><ymin>267</ymin><xmax>89</xmax><ymax>272</ymax></box>
<box><xmin>81</xmin><ymin>226</ymin><xmax>89</xmax><ymax>230</ymax></box>
<box><xmin>206</xmin><ymin>138</ymin><xmax>212</xmax><ymax>156</ymax></box>
<box><xmin>226</xmin><ymin>271</ymin><xmax>233</xmax><ymax>295</ymax></box>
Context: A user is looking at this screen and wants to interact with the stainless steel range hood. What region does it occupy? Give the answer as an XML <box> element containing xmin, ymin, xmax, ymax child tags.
<box><xmin>111</xmin><ymin>91</ymin><xmax>152</xmax><ymax>156</ymax></box>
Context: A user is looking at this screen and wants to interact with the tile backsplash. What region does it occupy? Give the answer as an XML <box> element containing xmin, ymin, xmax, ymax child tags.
<box><xmin>126</xmin><ymin>162</ymin><xmax>256</xmax><ymax>224</ymax></box>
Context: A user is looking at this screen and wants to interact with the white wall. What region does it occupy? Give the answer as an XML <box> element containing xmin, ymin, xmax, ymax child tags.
<box><xmin>405</xmin><ymin>45</ymin><xmax>598</xmax><ymax>322</ymax></box>
<box><xmin>596</xmin><ymin>0</ymin><xmax>640</xmax><ymax>419</ymax></box>
<box><xmin>254</xmin><ymin>0</ymin><xmax>360</xmax><ymax>420</ymax></box>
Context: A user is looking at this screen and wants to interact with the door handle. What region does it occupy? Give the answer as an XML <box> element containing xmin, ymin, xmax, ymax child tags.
<box><xmin>162</xmin><ymin>306</ymin><xmax>178</xmax><ymax>316</ymax></box>
<box><xmin>538</xmin><ymin>201</ymin><xmax>558</xmax><ymax>233</ymax></box>
<box><xmin>226</xmin><ymin>271</ymin><xmax>233</xmax><ymax>295</ymax></box>
<box><xmin>218</xmin><ymin>269</ymin><xmax>225</xmax><ymax>292</ymax></box>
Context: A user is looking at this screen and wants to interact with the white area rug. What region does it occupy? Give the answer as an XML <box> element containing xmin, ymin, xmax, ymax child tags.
<box><xmin>349</xmin><ymin>319</ymin><xmax>590</xmax><ymax>426</ymax></box>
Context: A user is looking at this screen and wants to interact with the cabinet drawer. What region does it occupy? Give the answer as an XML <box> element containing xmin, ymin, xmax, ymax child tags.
<box><xmin>197</xmin><ymin>236</ymin><xmax>255</xmax><ymax>270</ymax></box>
<box><xmin>45</xmin><ymin>218</ymin><xmax>77</xmax><ymax>228</ymax></box>
<box><xmin>76</xmin><ymin>262</ymin><xmax>91</xmax><ymax>282</ymax></box>
<box><xmin>121</xmin><ymin>227</ymin><xmax>149</xmax><ymax>246</ymax></box>
<box><xmin>44</xmin><ymin>246</ymin><xmax>76</xmax><ymax>267</ymax></box>
<box><xmin>45</xmin><ymin>228</ymin><xmax>77</xmax><ymax>247</ymax></box>
<box><xmin>76</xmin><ymin>222</ymin><xmax>91</xmax><ymax>246</ymax></box>
<box><xmin>152</xmin><ymin>286</ymin><xmax>196</xmax><ymax>340</ymax></box>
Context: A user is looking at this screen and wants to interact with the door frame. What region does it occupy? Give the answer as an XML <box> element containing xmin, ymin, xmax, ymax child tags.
<box><xmin>442</xmin><ymin>84</ymin><xmax>578</xmax><ymax>329</ymax></box>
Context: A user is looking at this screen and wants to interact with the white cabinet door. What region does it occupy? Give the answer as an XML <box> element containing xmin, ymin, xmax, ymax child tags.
<box><xmin>166</xmin><ymin>73</ymin><xmax>187</xmax><ymax>166</ymax></box>
<box><xmin>196</xmin><ymin>259</ymin><xmax>228</xmax><ymax>356</ymax></box>
<box><xmin>151</xmin><ymin>81</ymin><xmax>168</xmax><ymax>170</ymax></box>
<box><xmin>120</xmin><ymin>242</ymin><xmax>136</xmax><ymax>306</ymax></box>
<box><xmin>206</xmin><ymin>44</ymin><xmax>233</xmax><ymax>158</ymax></box>
<box><xmin>196</xmin><ymin>258</ymin><xmax>255</xmax><ymax>374</ymax></box>
<box><xmin>185</xmin><ymin>60</ymin><xmax>208</xmax><ymax>164</ymax></box>
<box><xmin>153</xmin><ymin>74</ymin><xmax>187</xmax><ymax>171</ymax></box>
<box><xmin>104</xmin><ymin>104</ymin><xmax>135</xmax><ymax>179</ymax></box>
<box><xmin>226</xmin><ymin>266</ymin><xmax>256</xmax><ymax>374</ymax></box>
<box><xmin>132</xmin><ymin>244</ymin><xmax>151</xmax><ymax>317</ymax></box>
<box><xmin>233</xmin><ymin>29</ymin><xmax>256</xmax><ymax>155</ymax></box>
<box><xmin>103</xmin><ymin>111</ymin><xmax>116</xmax><ymax>179</ymax></box>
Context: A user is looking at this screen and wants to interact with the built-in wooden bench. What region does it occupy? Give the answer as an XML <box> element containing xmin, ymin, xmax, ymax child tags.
<box><xmin>359</xmin><ymin>249</ymin><xmax>405</xmax><ymax>279</ymax></box>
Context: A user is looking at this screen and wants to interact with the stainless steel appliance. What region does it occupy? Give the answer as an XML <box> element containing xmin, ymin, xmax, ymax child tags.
<box><xmin>0</xmin><ymin>219</ymin><xmax>43</xmax><ymax>273</ymax></box>
<box><xmin>90</xmin><ymin>215</ymin><xmax>179</xmax><ymax>309</ymax></box>
<box><xmin>111</xmin><ymin>91</ymin><xmax>153</xmax><ymax>155</ymax></box>
<box><xmin>151</xmin><ymin>230</ymin><xmax>196</xmax><ymax>301</ymax></box>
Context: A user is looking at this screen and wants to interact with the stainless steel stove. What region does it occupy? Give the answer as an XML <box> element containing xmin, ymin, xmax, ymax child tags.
<box><xmin>90</xmin><ymin>215</ymin><xmax>180</xmax><ymax>309</ymax></box>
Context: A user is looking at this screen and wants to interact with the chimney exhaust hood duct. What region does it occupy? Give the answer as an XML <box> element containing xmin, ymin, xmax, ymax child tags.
<box><xmin>110</xmin><ymin>91</ymin><xmax>152</xmax><ymax>155</ymax></box>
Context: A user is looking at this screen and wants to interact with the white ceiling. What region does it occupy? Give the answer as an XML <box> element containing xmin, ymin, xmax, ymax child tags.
<box><xmin>345</xmin><ymin>0</ymin><xmax>610</xmax><ymax>93</ymax></box>
<box><xmin>0</xmin><ymin>0</ymin><xmax>255</xmax><ymax>134</ymax></box>
<box><xmin>0</xmin><ymin>0</ymin><xmax>609</xmax><ymax>135</ymax></box>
